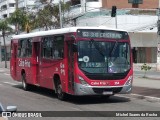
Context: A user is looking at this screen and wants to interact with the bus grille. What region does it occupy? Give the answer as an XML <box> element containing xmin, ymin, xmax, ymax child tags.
<box><xmin>85</xmin><ymin>74</ymin><xmax>126</xmax><ymax>80</ymax></box>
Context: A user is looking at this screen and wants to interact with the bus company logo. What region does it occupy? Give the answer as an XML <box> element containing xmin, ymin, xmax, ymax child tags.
<box><xmin>91</xmin><ymin>81</ymin><xmax>110</xmax><ymax>86</ymax></box>
<box><xmin>60</xmin><ymin>63</ymin><xmax>65</xmax><ymax>76</ymax></box>
<box><xmin>19</xmin><ymin>59</ymin><xmax>31</xmax><ymax>67</ymax></box>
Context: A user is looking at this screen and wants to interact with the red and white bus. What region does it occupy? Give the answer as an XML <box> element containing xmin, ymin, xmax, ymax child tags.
<box><xmin>10</xmin><ymin>27</ymin><xmax>133</xmax><ymax>100</ymax></box>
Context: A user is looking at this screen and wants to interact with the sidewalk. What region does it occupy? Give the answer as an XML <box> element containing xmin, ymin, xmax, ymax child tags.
<box><xmin>0</xmin><ymin>61</ymin><xmax>10</xmax><ymax>69</ymax></box>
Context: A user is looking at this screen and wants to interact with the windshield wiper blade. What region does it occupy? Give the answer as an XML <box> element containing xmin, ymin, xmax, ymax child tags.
<box><xmin>90</xmin><ymin>39</ymin><xmax>105</xmax><ymax>57</ymax></box>
<box><xmin>109</xmin><ymin>40</ymin><xmax>118</xmax><ymax>57</ymax></box>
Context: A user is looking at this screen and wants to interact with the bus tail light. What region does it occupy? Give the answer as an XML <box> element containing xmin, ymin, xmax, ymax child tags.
<box><xmin>125</xmin><ymin>75</ymin><xmax>133</xmax><ymax>85</ymax></box>
<box><xmin>78</xmin><ymin>76</ymin><xmax>89</xmax><ymax>86</ymax></box>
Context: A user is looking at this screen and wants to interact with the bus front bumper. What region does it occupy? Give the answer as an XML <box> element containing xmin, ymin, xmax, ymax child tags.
<box><xmin>74</xmin><ymin>83</ymin><xmax>132</xmax><ymax>96</ymax></box>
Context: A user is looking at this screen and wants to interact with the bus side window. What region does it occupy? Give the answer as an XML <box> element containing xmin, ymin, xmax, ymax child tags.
<box><xmin>42</xmin><ymin>37</ymin><xmax>53</xmax><ymax>59</ymax></box>
<box><xmin>53</xmin><ymin>36</ymin><xmax>64</xmax><ymax>59</ymax></box>
<box><xmin>26</xmin><ymin>39</ymin><xmax>32</xmax><ymax>57</ymax></box>
<box><xmin>17</xmin><ymin>40</ymin><xmax>22</xmax><ymax>57</ymax></box>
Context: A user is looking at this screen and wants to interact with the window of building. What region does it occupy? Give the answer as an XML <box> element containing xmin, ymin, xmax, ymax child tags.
<box><xmin>9</xmin><ymin>3</ymin><xmax>15</xmax><ymax>7</ymax></box>
<box><xmin>3</xmin><ymin>14</ymin><xmax>7</xmax><ymax>18</ymax></box>
<box><xmin>86</xmin><ymin>0</ymin><xmax>98</xmax><ymax>2</ymax></box>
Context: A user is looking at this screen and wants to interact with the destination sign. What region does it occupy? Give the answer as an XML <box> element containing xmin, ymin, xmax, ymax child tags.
<box><xmin>77</xmin><ymin>29</ymin><xmax>128</xmax><ymax>39</ymax></box>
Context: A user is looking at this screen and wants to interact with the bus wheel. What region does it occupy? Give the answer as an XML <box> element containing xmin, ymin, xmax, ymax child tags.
<box><xmin>56</xmin><ymin>80</ymin><xmax>66</xmax><ymax>100</ymax></box>
<box><xmin>22</xmin><ymin>73</ymin><xmax>29</xmax><ymax>91</ymax></box>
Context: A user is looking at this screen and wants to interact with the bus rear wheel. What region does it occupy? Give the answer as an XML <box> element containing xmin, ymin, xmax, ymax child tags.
<box><xmin>22</xmin><ymin>73</ymin><xmax>30</xmax><ymax>91</ymax></box>
<box><xmin>56</xmin><ymin>80</ymin><xmax>66</xmax><ymax>100</ymax></box>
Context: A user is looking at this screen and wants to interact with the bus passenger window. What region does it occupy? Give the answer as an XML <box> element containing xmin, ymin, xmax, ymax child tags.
<box><xmin>42</xmin><ymin>37</ymin><xmax>53</xmax><ymax>59</ymax></box>
<box><xmin>53</xmin><ymin>36</ymin><xmax>64</xmax><ymax>59</ymax></box>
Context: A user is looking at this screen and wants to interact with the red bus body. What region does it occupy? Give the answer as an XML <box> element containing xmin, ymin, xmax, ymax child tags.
<box><xmin>10</xmin><ymin>27</ymin><xmax>133</xmax><ymax>97</ymax></box>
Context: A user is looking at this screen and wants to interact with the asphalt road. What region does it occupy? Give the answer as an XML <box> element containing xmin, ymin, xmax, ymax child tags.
<box><xmin>0</xmin><ymin>72</ymin><xmax>160</xmax><ymax>120</ymax></box>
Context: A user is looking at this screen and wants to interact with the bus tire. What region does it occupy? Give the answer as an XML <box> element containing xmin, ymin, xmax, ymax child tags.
<box><xmin>22</xmin><ymin>73</ymin><xmax>30</xmax><ymax>91</ymax></box>
<box><xmin>56</xmin><ymin>80</ymin><xmax>66</xmax><ymax>100</ymax></box>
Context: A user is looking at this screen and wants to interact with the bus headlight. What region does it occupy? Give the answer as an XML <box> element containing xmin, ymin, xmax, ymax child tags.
<box><xmin>78</xmin><ymin>76</ymin><xmax>89</xmax><ymax>86</ymax></box>
<box><xmin>125</xmin><ymin>75</ymin><xmax>133</xmax><ymax>85</ymax></box>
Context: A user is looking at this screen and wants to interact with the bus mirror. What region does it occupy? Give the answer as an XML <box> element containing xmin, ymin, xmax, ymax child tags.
<box><xmin>71</xmin><ymin>35</ymin><xmax>76</xmax><ymax>41</ymax></box>
<box><xmin>72</xmin><ymin>43</ymin><xmax>77</xmax><ymax>52</ymax></box>
<box><xmin>18</xmin><ymin>47</ymin><xmax>21</xmax><ymax>50</ymax></box>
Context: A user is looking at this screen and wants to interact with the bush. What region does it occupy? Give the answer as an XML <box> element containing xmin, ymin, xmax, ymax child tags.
<box><xmin>141</xmin><ymin>63</ymin><xmax>151</xmax><ymax>78</ymax></box>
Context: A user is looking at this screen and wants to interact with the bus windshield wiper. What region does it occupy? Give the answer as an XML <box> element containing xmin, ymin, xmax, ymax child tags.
<box><xmin>109</xmin><ymin>40</ymin><xmax>118</xmax><ymax>57</ymax></box>
<box><xmin>90</xmin><ymin>39</ymin><xmax>105</xmax><ymax>57</ymax></box>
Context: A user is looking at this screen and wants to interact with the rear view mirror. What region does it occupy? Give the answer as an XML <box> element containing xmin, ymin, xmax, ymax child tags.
<box><xmin>6</xmin><ymin>106</ymin><xmax>17</xmax><ymax>112</ymax></box>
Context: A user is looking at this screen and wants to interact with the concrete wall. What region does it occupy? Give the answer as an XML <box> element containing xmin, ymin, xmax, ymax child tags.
<box><xmin>129</xmin><ymin>32</ymin><xmax>157</xmax><ymax>47</ymax></box>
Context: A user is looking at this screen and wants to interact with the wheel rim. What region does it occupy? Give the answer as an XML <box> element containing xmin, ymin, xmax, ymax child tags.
<box><xmin>57</xmin><ymin>84</ymin><xmax>63</xmax><ymax>99</ymax></box>
<box><xmin>22</xmin><ymin>75</ymin><xmax>26</xmax><ymax>89</ymax></box>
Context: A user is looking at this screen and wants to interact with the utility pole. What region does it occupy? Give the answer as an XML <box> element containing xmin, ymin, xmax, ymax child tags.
<box><xmin>59</xmin><ymin>0</ymin><xmax>62</xmax><ymax>28</ymax></box>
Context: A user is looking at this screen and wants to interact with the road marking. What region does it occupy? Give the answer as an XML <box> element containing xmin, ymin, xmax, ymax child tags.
<box><xmin>117</xmin><ymin>94</ymin><xmax>160</xmax><ymax>103</ymax></box>
<box><xmin>0</xmin><ymin>70</ymin><xmax>4</xmax><ymax>72</ymax></box>
<box><xmin>4</xmin><ymin>73</ymin><xmax>10</xmax><ymax>75</ymax></box>
<box><xmin>3</xmin><ymin>82</ymin><xmax>18</xmax><ymax>86</ymax></box>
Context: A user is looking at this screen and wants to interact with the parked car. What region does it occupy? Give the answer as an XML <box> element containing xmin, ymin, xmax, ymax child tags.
<box><xmin>0</xmin><ymin>103</ymin><xmax>17</xmax><ymax>120</ymax></box>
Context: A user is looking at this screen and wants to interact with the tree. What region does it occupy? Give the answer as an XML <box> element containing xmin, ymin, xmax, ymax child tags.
<box><xmin>8</xmin><ymin>9</ymin><xmax>28</xmax><ymax>34</ymax></box>
<box><xmin>141</xmin><ymin>63</ymin><xmax>152</xmax><ymax>78</ymax></box>
<box><xmin>0</xmin><ymin>20</ymin><xmax>12</xmax><ymax>68</ymax></box>
<box><xmin>32</xmin><ymin>1</ymin><xmax>71</xmax><ymax>30</ymax></box>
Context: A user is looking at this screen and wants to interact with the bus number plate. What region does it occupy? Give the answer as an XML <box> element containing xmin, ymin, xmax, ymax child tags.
<box><xmin>103</xmin><ymin>91</ymin><xmax>113</xmax><ymax>95</ymax></box>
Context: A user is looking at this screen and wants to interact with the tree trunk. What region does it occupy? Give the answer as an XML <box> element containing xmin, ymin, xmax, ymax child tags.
<box><xmin>2</xmin><ymin>31</ymin><xmax>7</xmax><ymax>68</ymax></box>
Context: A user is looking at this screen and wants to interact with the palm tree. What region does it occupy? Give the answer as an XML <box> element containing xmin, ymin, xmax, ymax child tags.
<box><xmin>0</xmin><ymin>20</ymin><xmax>12</xmax><ymax>68</ymax></box>
<box><xmin>8</xmin><ymin>9</ymin><xmax>28</xmax><ymax>34</ymax></box>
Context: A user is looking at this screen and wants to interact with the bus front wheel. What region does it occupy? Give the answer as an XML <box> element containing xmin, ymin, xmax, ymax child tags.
<box><xmin>56</xmin><ymin>80</ymin><xmax>66</xmax><ymax>100</ymax></box>
<box><xmin>22</xmin><ymin>73</ymin><xmax>30</xmax><ymax>91</ymax></box>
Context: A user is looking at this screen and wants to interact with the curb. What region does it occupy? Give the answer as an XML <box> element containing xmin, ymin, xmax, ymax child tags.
<box><xmin>119</xmin><ymin>94</ymin><xmax>160</xmax><ymax>103</ymax></box>
<box><xmin>134</xmin><ymin>76</ymin><xmax>160</xmax><ymax>80</ymax></box>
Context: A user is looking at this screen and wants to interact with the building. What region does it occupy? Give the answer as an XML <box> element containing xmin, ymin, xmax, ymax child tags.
<box><xmin>0</xmin><ymin>0</ymin><xmax>16</xmax><ymax>19</ymax></box>
<box><xmin>0</xmin><ymin>0</ymin><xmax>37</xmax><ymax>61</ymax></box>
<box><xmin>70</xmin><ymin>0</ymin><xmax>159</xmax><ymax>64</ymax></box>
<box><xmin>102</xmin><ymin>0</ymin><xmax>158</xmax><ymax>9</ymax></box>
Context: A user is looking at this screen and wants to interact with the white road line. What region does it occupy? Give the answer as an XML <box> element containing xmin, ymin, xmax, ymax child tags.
<box><xmin>117</xmin><ymin>94</ymin><xmax>160</xmax><ymax>103</ymax></box>
<box><xmin>4</xmin><ymin>73</ymin><xmax>10</xmax><ymax>75</ymax></box>
<box><xmin>0</xmin><ymin>70</ymin><xmax>4</xmax><ymax>72</ymax></box>
<box><xmin>3</xmin><ymin>82</ymin><xmax>18</xmax><ymax>86</ymax></box>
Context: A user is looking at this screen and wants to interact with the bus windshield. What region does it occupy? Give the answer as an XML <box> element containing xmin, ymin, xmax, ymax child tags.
<box><xmin>78</xmin><ymin>40</ymin><xmax>131</xmax><ymax>74</ymax></box>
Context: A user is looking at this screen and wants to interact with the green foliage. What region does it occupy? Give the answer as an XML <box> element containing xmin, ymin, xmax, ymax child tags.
<box><xmin>141</xmin><ymin>63</ymin><xmax>152</xmax><ymax>78</ymax></box>
<box><xmin>0</xmin><ymin>19</ymin><xmax>12</xmax><ymax>68</ymax></box>
<box><xmin>8</xmin><ymin>9</ymin><xmax>29</xmax><ymax>33</ymax></box>
<box><xmin>32</xmin><ymin>2</ymin><xmax>71</xmax><ymax>30</ymax></box>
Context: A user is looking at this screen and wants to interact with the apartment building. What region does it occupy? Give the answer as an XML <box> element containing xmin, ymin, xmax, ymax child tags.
<box><xmin>0</xmin><ymin>0</ymin><xmax>16</xmax><ymax>19</ymax></box>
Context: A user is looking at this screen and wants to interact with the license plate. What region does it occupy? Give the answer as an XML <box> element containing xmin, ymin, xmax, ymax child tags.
<box><xmin>103</xmin><ymin>91</ymin><xmax>113</xmax><ymax>95</ymax></box>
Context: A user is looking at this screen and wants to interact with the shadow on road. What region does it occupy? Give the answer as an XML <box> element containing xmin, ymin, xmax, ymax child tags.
<box><xmin>13</xmin><ymin>84</ymin><xmax>130</xmax><ymax>104</ymax></box>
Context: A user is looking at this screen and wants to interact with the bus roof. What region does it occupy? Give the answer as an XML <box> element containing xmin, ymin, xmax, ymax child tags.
<box><xmin>11</xmin><ymin>26</ymin><xmax>128</xmax><ymax>39</ymax></box>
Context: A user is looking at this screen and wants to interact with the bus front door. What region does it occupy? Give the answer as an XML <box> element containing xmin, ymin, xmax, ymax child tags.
<box><xmin>67</xmin><ymin>41</ymin><xmax>74</xmax><ymax>93</ymax></box>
